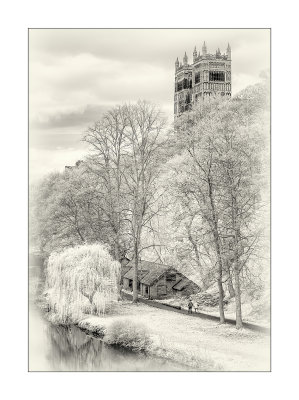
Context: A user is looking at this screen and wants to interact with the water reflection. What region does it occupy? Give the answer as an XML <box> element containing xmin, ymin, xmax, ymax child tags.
<box><xmin>46</xmin><ymin>324</ymin><xmax>185</xmax><ymax>371</ymax></box>
<box><xmin>29</xmin><ymin>267</ymin><xmax>188</xmax><ymax>372</ymax></box>
<box><xmin>46</xmin><ymin>325</ymin><xmax>103</xmax><ymax>371</ymax></box>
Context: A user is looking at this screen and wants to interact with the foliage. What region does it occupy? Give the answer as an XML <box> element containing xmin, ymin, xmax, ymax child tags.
<box><xmin>83</xmin><ymin>107</ymin><xmax>134</xmax><ymax>261</ymax></box>
<box><xmin>31</xmin><ymin>86</ymin><xmax>270</xmax><ymax>328</ymax></box>
<box><xmin>44</xmin><ymin>244</ymin><xmax>120</xmax><ymax>323</ymax></box>
<box><xmin>84</xmin><ymin>101</ymin><xmax>168</xmax><ymax>301</ymax></box>
<box><xmin>104</xmin><ymin>319</ymin><xmax>153</xmax><ymax>352</ymax></box>
<box><xmin>168</xmin><ymin>83</ymin><xmax>270</xmax><ymax>326</ymax></box>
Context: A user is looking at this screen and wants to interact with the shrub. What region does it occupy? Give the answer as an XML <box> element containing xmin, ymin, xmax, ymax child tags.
<box><xmin>104</xmin><ymin>320</ymin><xmax>153</xmax><ymax>352</ymax></box>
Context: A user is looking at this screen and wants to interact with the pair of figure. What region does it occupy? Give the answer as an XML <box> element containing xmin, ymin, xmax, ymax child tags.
<box><xmin>188</xmin><ymin>299</ymin><xmax>198</xmax><ymax>314</ymax></box>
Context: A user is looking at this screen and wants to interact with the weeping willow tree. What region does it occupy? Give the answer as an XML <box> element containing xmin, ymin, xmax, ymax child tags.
<box><xmin>44</xmin><ymin>244</ymin><xmax>120</xmax><ymax>323</ymax></box>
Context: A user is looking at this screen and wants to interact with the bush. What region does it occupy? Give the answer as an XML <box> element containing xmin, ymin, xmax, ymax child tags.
<box><xmin>104</xmin><ymin>320</ymin><xmax>153</xmax><ymax>352</ymax></box>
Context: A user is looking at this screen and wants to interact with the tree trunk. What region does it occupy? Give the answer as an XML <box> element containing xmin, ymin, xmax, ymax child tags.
<box><xmin>114</xmin><ymin>240</ymin><xmax>122</xmax><ymax>301</ymax></box>
<box><xmin>208</xmin><ymin>177</ymin><xmax>225</xmax><ymax>324</ymax></box>
<box><xmin>213</xmin><ymin>230</ymin><xmax>225</xmax><ymax>324</ymax></box>
<box><xmin>230</xmin><ymin>184</ymin><xmax>243</xmax><ymax>329</ymax></box>
<box><xmin>227</xmin><ymin>273</ymin><xmax>235</xmax><ymax>298</ymax></box>
<box><xmin>234</xmin><ymin>266</ymin><xmax>243</xmax><ymax>329</ymax></box>
<box><xmin>132</xmin><ymin>243</ymin><xmax>139</xmax><ymax>303</ymax></box>
<box><xmin>233</xmin><ymin>216</ymin><xmax>243</xmax><ymax>328</ymax></box>
<box><xmin>217</xmin><ymin>277</ymin><xmax>225</xmax><ymax>324</ymax></box>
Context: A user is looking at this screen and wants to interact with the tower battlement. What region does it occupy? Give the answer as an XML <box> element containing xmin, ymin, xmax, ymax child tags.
<box><xmin>174</xmin><ymin>42</ymin><xmax>232</xmax><ymax>116</ymax></box>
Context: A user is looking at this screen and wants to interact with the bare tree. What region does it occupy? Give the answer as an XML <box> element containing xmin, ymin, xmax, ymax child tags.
<box><xmin>84</xmin><ymin>101</ymin><xmax>167</xmax><ymax>302</ymax></box>
<box><xmin>216</xmin><ymin>88</ymin><xmax>269</xmax><ymax>328</ymax></box>
<box><xmin>121</xmin><ymin>101</ymin><xmax>167</xmax><ymax>302</ymax></box>
<box><xmin>83</xmin><ymin>106</ymin><xmax>131</xmax><ymax>261</ymax></box>
<box><xmin>172</xmin><ymin>100</ymin><xmax>228</xmax><ymax>323</ymax></box>
<box><xmin>172</xmin><ymin>83</ymin><xmax>269</xmax><ymax>328</ymax></box>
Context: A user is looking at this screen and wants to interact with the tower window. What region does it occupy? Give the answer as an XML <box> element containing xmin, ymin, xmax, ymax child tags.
<box><xmin>195</xmin><ymin>72</ymin><xmax>200</xmax><ymax>84</ymax></box>
<box><xmin>209</xmin><ymin>71</ymin><xmax>225</xmax><ymax>81</ymax></box>
<box><xmin>177</xmin><ymin>81</ymin><xmax>183</xmax><ymax>91</ymax></box>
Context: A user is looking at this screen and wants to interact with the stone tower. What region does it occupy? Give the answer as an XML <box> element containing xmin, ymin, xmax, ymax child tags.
<box><xmin>174</xmin><ymin>42</ymin><xmax>232</xmax><ymax>116</ymax></box>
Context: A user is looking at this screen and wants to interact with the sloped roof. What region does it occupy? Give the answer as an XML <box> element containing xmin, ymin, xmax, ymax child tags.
<box><xmin>173</xmin><ymin>277</ymin><xmax>200</xmax><ymax>291</ymax></box>
<box><xmin>126</xmin><ymin>260</ymin><xmax>170</xmax><ymax>270</ymax></box>
<box><xmin>123</xmin><ymin>267</ymin><xmax>149</xmax><ymax>282</ymax></box>
<box><xmin>123</xmin><ymin>260</ymin><xmax>198</xmax><ymax>287</ymax></box>
<box><xmin>120</xmin><ymin>263</ymin><xmax>132</xmax><ymax>277</ymax></box>
<box><xmin>123</xmin><ymin>260</ymin><xmax>173</xmax><ymax>285</ymax></box>
<box><xmin>140</xmin><ymin>263</ymin><xmax>172</xmax><ymax>285</ymax></box>
<box><xmin>172</xmin><ymin>278</ymin><xmax>189</xmax><ymax>291</ymax></box>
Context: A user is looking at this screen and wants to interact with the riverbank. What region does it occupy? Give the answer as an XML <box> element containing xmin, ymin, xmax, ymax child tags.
<box><xmin>30</xmin><ymin>271</ymin><xmax>192</xmax><ymax>371</ymax></box>
<box><xmin>78</xmin><ymin>300</ymin><xmax>270</xmax><ymax>371</ymax></box>
<box><xmin>32</xmin><ymin>265</ymin><xmax>270</xmax><ymax>371</ymax></box>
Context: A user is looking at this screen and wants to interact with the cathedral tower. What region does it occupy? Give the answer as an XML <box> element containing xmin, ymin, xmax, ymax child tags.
<box><xmin>174</xmin><ymin>42</ymin><xmax>232</xmax><ymax>116</ymax></box>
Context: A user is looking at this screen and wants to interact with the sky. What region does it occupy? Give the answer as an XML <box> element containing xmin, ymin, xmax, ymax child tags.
<box><xmin>29</xmin><ymin>29</ymin><xmax>270</xmax><ymax>182</ymax></box>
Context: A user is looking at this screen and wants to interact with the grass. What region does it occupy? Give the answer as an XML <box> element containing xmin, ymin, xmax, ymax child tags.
<box><xmin>77</xmin><ymin>300</ymin><xmax>269</xmax><ymax>371</ymax></box>
<box><xmin>78</xmin><ymin>315</ymin><xmax>219</xmax><ymax>370</ymax></box>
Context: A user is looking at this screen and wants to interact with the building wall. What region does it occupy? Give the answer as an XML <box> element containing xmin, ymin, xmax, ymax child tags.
<box><xmin>150</xmin><ymin>272</ymin><xmax>200</xmax><ymax>299</ymax></box>
<box><xmin>174</xmin><ymin>49</ymin><xmax>232</xmax><ymax>116</ymax></box>
<box><xmin>140</xmin><ymin>283</ymin><xmax>150</xmax><ymax>298</ymax></box>
<box><xmin>123</xmin><ymin>277</ymin><xmax>130</xmax><ymax>290</ymax></box>
<box><xmin>120</xmin><ymin>264</ymin><xmax>132</xmax><ymax>282</ymax></box>
<box><xmin>149</xmin><ymin>269</ymin><xmax>181</xmax><ymax>299</ymax></box>
<box><xmin>124</xmin><ymin>269</ymin><xmax>200</xmax><ymax>299</ymax></box>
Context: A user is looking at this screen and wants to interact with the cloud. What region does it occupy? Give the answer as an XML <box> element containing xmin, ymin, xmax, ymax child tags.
<box><xmin>31</xmin><ymin>104</ymin><xmax>109</xmax><ymax>130</ymax></box>
<box><xmin>29</xmin><ymin>29</ymin><xmax>270</xmax><ymax>71</ymax></box>
<box><xmin>29</xmin><ymin>29</ymin><xmax>270</xmax><ymax>182</ymax></box>
<box><xmin>30</xmin><ymin>130</ymin><xmax>87</xmax><ymax>150</ymax></box>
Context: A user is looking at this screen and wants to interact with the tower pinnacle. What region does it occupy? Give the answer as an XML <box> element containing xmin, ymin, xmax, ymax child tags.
<box><xmin>202</xmin><ymin>41</ymin><xmax>207</xmax><ymax>57</ymax></box>
<box><xmin>193</xmin><ymin>46</ymin><xmax>197</xmax><ymax>62</ymax></box>
<box><xmin>227</xmin><ymin>43</ymin><xmax>231</xmax><ymax>60</ymax></box>
<box><xmin>183</xmin><ymin>51</ymin><xmax>188</xmax><ymax>66</ymax></box>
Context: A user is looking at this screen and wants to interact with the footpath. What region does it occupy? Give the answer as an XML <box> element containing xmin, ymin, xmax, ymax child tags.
<box><xmin>122</xmin><ymin>291</ymin><xmax>270</xmax><ymax>334</ymax></box>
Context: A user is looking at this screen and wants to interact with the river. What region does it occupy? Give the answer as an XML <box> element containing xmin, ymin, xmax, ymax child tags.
<box><xmin>29</xmin><ymin>266</ymin><xmax>187</xmax><ymax>371</ymax></box>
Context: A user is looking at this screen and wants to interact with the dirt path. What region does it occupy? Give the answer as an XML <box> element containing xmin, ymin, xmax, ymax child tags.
<box><xmin>122</xmin><ymin>292</ymin><xmax>269</xmax><ymax>333</ymax></box>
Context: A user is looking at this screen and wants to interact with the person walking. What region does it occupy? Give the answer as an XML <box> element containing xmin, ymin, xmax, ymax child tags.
<box><xmin>194</xmin><ymin>300</ymin><xmax>199</xmax><ymax>313</ymax></box>
<box><xmin>188</xmin><ymin>298</ymin><xmax>193</xmax><ymax>314</ymax></box>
